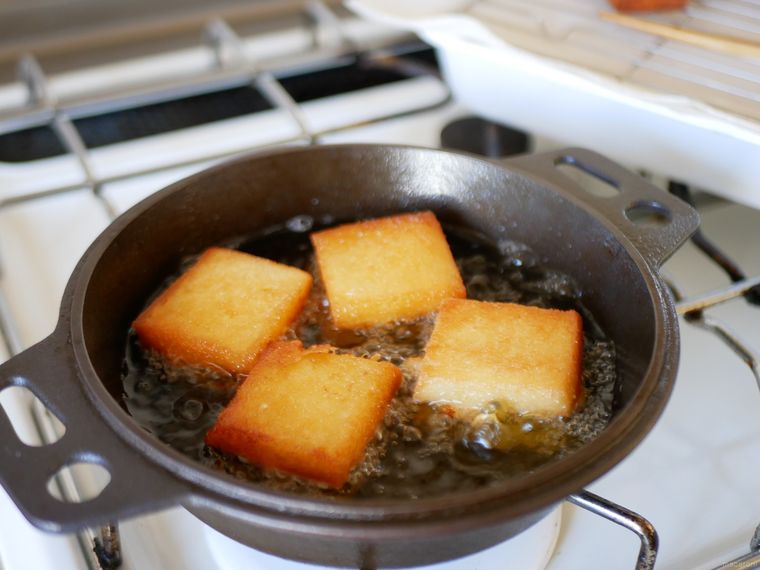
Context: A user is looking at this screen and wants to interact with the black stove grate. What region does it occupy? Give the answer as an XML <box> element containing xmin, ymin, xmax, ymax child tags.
<box><xmin>0</xmin><ymin>46</ymin><xmax>437</xmax><ymax>163</ymax></box>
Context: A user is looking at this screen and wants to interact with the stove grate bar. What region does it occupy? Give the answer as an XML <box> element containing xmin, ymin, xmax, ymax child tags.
<box><xmin>567</xmin><ymin>490</ymin><xmax>658</xmax><ymax>570</ymax></box>
<box><xmin>675</xmin><ymin>275</ymin><xmax>760</xmax><ymax>315</ymax></box>
<box><xmin>709</xmin><ymin>523</ymin><xmax>760</xmax><ymax>570</ymax></box>
<box><xmin>0</xmin><ymin>3</ymin><xmax>356</xmax><ymax>132</ymax></box>
<box><xmin>669</xmin><ymin>182</ymin><xmax>760</xmax><ymax>307</ymax></box>
<box><xmin>674</xmin><ymin>279</ymin><xmax>760</xmax><ymax>391</ymax></box>
<box><xmin>202</xmin><ymin>18</ymin><xmax>317</xmax><ymax>143</ymax></box>
<box><xmin>0</xmin><ymin>81</ymin><xmax>452</xmax><ymax>212</ymax></box>
<box><xmin>0</xmin><ymin>9</ymin><xmax>449</xmax><ymax>211</ymax></box>
<box><xmin>668</xmin><ymin>277</ymin><xmax>760</xmax><ymax>568</ymax></box>
<box><xmin>306</xmin><ymin>0</ymin><xmax>357</xmax><ymax>52</ymax></box>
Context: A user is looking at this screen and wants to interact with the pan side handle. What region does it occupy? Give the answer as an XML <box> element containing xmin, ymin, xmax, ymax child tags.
<box><xmin>0</xmin><ymin>328</ymin><xmax>188</xmax><ymax>533</ymax></box>
<box><xmin>504</xmin><ymin>148</ymin><xmax>700</xmax><ymax>268</ymax></box>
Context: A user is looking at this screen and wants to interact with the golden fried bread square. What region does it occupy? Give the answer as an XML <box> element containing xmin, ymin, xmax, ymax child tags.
<box><xmin>414</xmin><ymin>299</ymin><xmax>583</xmax><ymax>417</ymax></box>
<box><xmin>205</xmin><ymin>341</ymin><xmax>402</xmax><ymax>488</ymax></box>
<box><xmin>311</xmin><ymin>211</ymin><xmax>465</xmax><ymax>329</ymax></box>
<box><xmin>133</xmin><ymin>247</ymin><xmax>312</xmax><ymax>374</ymax></box>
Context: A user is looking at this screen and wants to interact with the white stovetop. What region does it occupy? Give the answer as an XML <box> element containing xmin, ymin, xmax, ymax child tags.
<box><xmin>1</xmin><ymin>72</ymin><xmax>760</xmax><ymax>570</ymax></box>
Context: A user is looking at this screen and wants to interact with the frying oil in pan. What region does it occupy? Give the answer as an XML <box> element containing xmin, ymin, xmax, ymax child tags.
<box><xmin>122</xmin><ymin>218</ymin><xmax>616</xmax><ymax>498</ymax></box>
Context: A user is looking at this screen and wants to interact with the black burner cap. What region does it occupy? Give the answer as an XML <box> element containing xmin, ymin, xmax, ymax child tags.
<box><xmin>441</xmin><ymin>116</ymin><xmax>531</xmax><ymax>158</ymax></box>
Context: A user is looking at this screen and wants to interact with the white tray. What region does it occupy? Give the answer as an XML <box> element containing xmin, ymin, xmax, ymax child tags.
<box><xmin>348</xmin><ymin>0</ymin><xmax>760</xmax><ymax>209</ymax></box>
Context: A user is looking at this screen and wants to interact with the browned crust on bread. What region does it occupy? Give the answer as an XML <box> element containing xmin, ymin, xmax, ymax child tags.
<box><xmin>205</xmin><ymin>341</ymin><xmax>402</xmax><ymax>488</ymax></box>
<box><xmin>133</xmin><ymin>247</ymin><xmax>312</xmax><ymax>374</ymax></box>
<box><xmin>311</xmin><ymin>211</ymin><xmax>466</xmax><ymax>329</ymax></box>
<box><xmin>414</xmin><ymin>299</ymin><xmax>584</xmax><ymax>418</ymax></box>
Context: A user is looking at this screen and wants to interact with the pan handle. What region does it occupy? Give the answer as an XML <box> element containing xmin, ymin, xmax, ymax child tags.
<box><xmin>504</xmin><ymin>148</ymin><xmax>700</xmax><ymax>268</ymax></box>
<box><xmin>0</xmin><ymin>327</ymin><xmax>189</xmax><ymax>533</ymax></box>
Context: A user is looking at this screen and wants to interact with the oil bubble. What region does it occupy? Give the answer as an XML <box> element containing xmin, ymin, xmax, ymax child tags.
<box><xmin>286</xmin><ymin>215</ymin><xmax>314</xmax><ymax>233</ymax></box>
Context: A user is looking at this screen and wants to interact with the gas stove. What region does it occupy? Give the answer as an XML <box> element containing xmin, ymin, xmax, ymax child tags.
<box><xmin>0</xmin><ymin>2</ymin><xmax>759</xmax><ymax>570</ymax></box>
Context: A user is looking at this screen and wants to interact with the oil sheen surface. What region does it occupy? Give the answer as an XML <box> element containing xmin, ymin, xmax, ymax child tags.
<box><xmin>122</xmin><ymin>217</ymin><xmax>616</xmax><ymax>498</ymax></box>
